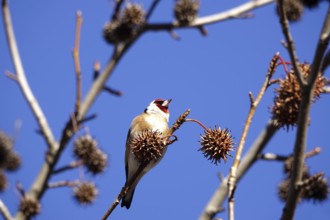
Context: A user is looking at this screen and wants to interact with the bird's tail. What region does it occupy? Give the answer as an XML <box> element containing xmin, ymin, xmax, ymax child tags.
<box><xmin>121</xmin><ymin>187</ymin><xmax>135</xmax><ymax>209</ymax></box>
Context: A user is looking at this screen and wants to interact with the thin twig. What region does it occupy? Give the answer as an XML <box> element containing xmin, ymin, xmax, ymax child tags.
<box><xmin>73</xmin><ymin>10</ymin><xmax>83</xmax><ymax>113</ymax></box>
<box><xmin>146</xmin><ymin>0</ymin><xmax>160</xmax><ymax>21</ymax></box>
<box><xmin>227</xmin><ymin>53</ymin><xmax>278</xmax><ymax>220</ymax></box>
<box><xmin>169</xmin><ymin>29</ymin><xmax>181</xmax><ymax>40</ymax></box>
<box><xmin>277</xmin><ymin>0</ymin><xmax>305</xmax><ymax>86</ymax></box>
<box><xmin>145</xmin><ymin>0</ymin><xmax>274</xmax><ymax>31</ymax></box>
<box><xmin>101</xmin><ymin>163</ymin><xmax>147</xmax><ymax>220</ymax></box>
<box><xmin>199</xmin><ymin>120</ymin><xmax>279</xmax><ymax>220</ymax></box>
<box><xmin>185</xmin><ymin>118</ymin><xmax>208</xmax><ymax>130</ymax></box>
<box><xmin>0</xmin><ymin>199</ymin><xmax>13</xmax><ymax>220</ymax></box>
<box><xmin>111</xmin><ymin>0</ymin><xmax>124</xmax><ymax>21</ymax></box>
<box><xmin>5</xmin><ymin>70</ymin><xmax>17</xmax><ymax>81</ymax></box>
<box><xmin>47</xmin><ymin>180</ymin><xmax>80</xmax><ymax>188</ymax></box>
<box><xmin>102</xmin><ymin>86</ymin><xmax>123</xmax><ymax>96</ymax></box>
<box><xmin>93</xmin><ymin>56</ymin><xmax>123</xmax><ymax>96</ymax></box>
<box><xmin>93</xmin><ymin>61</ymin><xmax>101</xmax><ymax>79</ymax></box>
<box><xmin>305</xmin><ymin>147</ymin><xmax>321</xmax><ymax>158</ymax></box>
<box><xmin>259</xmin><ymin>153</ymin><xmax>288</xmax><ymax>161</ymax></box>
<box><xmin>78</xmin><ymin>114</ymin><xmax>98</xmax><ymax>124</ymax></box>
<box><xmin>2</xmin><ymin>0</ymin><xmax>57</xmax><ymax>151</ymax></box>
<box><xmin>16</xmin><ymin>182</ymin><xmax>25</xmax><ymax>197</ymax></box>
<box><xmin>259</xmin><ymin>147</ymin><xmax>321</xmax><ymax>161</ymax></box>
<box><xmin>52</xmin><ymin>160</ymin><xmax>83</xmax><ymax>175</ymax></box>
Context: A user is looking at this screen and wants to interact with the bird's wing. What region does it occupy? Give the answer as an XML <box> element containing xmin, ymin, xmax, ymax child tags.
<box><xmin>124</xmin><ymin>128</ymin><xmax>132</xmax><ymax>180</ymax></box>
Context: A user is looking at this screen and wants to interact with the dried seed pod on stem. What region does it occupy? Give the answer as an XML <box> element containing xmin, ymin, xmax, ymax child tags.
<box><xmin>73</xmin><ymin>181</ymin><xmax>98</xmax><ymax>205</ymax></box>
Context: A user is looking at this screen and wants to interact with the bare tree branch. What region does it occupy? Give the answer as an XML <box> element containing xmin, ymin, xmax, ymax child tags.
<box><xmin>78</xmin><ymin>45</ymin><xmax>126</xmax><ymax>120</ymax></box>
<box><xmin>145</xmin><ymin>0</ymin><xmax>274</xmax><ymax>32</ymax></box>
<box><xmin>259</xmin><ymin>147</ymin><xmax>322</xmax><ymax>161</ymax></box>
<box><xmin>199</xmin><ymin>120</ymin><xmax>279</xmax><ymax>220</ymax></box>
<box><xmin>279</xmin><ymin>4</ymin><xmax>330</xmax><ymax>220</ymax></box>
<box><xmin>2</xmin><ymin>0</ymin><xmax>57</xmax><ymax>151</ymax></box>
<box><xmin>0</xmin><ymin>199</ymin><xmax>12</xmax><ymax>220</ymax></box>
<box><xmin>259</xmin><ymin>153</ymin><xmax>288</xmax><ymax>161</ymax></box>
<box><xmin>73</xmin><ymin>10</ymin><xmax>83</xmax><ymax>113</ymax></box>
<box><xmin>308</xmin><ymin>5</ymin><xmax>330</xmax><ymax>85</ymax></box>
<box><xmin>146</xmin><ymin>0</ymin><xmax>160</xmax><ymax>21</ymax></box>
<box><xmin>52</xmin><ymin>160</ymin><xmax>83</xmax><ymax>175</ymax></box>
<box><xmin>277</xmin><ymin>0</ymin><xmax>306</xmax><ymax>86</ymax></box>
<box><xmin>47</xmin><ymin>180</ymin><xmax>80</xmax><ymax>189</ymax></box>
<box><xmin>227</xmin><ymin>53</ymin><xmax>278</xmax><ymax>220</ymax></box>
<box><xmin>111</xmin><ymin>0</ymin><xmax>124</xmax><ymax>21</ymax></box>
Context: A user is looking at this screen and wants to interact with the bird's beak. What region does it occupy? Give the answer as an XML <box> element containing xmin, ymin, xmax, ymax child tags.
<box><xmin>162</xmin><ymin>99</ymin><xmax>172</xmax><ymax>107</ymax></box>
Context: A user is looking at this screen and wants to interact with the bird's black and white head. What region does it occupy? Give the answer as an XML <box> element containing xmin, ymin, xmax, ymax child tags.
<box><xmin>145</xmin><ymin>98</ymin><xmax>171</xmax><ymax>122</ymax></box>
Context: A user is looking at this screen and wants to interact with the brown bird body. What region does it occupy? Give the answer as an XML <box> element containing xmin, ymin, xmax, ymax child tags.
<box><xmin>121</xmin><ymin>99</ymin><xmax>171</xmax><ymax>209</ymax></box>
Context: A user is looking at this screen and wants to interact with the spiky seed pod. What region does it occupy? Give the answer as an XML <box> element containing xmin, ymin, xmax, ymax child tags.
<box><xmin>73</xmin><ymin>182</ymin><xmax>98</xmax><ymax>205</ymax></box>
<box><xmin>311</xmin><ymin>78</ymin><xmax>326</xmax><ymax>102</ymax></box>
<box><xmin>278</xmin><ymin>178</ymin><xmax>306</xmax><ymax>202</ymax></box>
<box><xmin>74</xmin><ymin>135</ymin><xmax>98</xmax><ymax>160</ymax></box>
<box><xmin>302</xmin><ymin>175</ymin><xmax>329</xmax><ymax>202</ymax></box>
<box><xmin>174</xmin><ymin>0</ymin><xmax>200</xmax><ymax>25</ymax></box>
<box><xmin>84</xmin><ymin>148</ymin><xmax>108</xmax><ymax>175</ymax></box>
<box><xmin>272</xmin><ymin>72</ymin><xmax>301</xmax><ymax>129</ymax></box>
<box><xmin>74</xmin><ymin>135</ymin><xmax>108</xmax><ymax>174</ymax></box>
<box><xmin>103</xmin><ymin>21</ymin><xmax>134</xmax><ymax>44</ymax></box>
<box><xmin>278</xmin><ymin>178</ymin><xmax>291</xmax><ymax>202</ymax></box>
<box><xmin>103</xmin><ymin>3</ymin><xmax>145</xmax><ymax>45</ymax></box>
<box><xmin>0</xmin><ymin>131</ymin><xmax>12</xmax><ymax>168</ymax></box>
<box><xmin>296</xmin><ymin>63</ymin><xmax>326</xmax><ymax>101</ymax></box>
<box><xmin>299</xmin><ymin>0</ymin><xmax>320</xmax><ymax>9</ymax></box>
<box><xmin>5</xmin><ymin>151</ymin><xmax>21</xmax><ymax>171</ymax></box>
<box><xmin>276</xmin><ymin>0</ymin><xmax>304</xmax><ymax>22</ymax></box>
<box><xmin>122</xmin><ymin>3</ymin><xmax>146</xmax><ymax>26</ymax></box>
<box><xmin>271</xmin><ymin>63</ymin><xmax>326</xmax><ymax>129</ymax></box>
<box><xmin>19</xmin><ymin>196</ymin><xmax>41</xmax><ymax>217</ymax></box>
<box><xmin>283</xmin><ymin>156</ymin><xmax>309</xmax><ymax>178</ymax></box>
<box><xmin>0</xmin><ymin>131</ymin><xmax>12</xmax><ymax>150</ymax></box>
<box><xmin>0</xmin><ymin>171</ymin><xmax>7</xmax><ymax>191</ymax></box>
<box><xmin>130</xmin><ymin>130</ymin><xmax>167</xmax><ymax>165</ymax></box>
<box><xmin>199</xmin><ymin>127</ymin><xmax>234</xmax><ymax>165</ymax></box>
<box><xmin>278</xmin><ymin>173</ymin><xmax>329</xmax><ymax>203</ymax></box>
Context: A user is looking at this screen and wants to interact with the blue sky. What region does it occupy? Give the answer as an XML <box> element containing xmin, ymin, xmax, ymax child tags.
<box><xmin>1</xmin><ymin>0</ymin><xmax>329</xmax><ymax>219</ymax></box>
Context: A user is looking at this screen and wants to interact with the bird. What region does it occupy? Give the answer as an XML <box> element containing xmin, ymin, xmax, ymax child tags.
<box><xmin>121</xmin><ymin>98</ymin><xmax>172</xmax><ymax>209</ymax></box>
